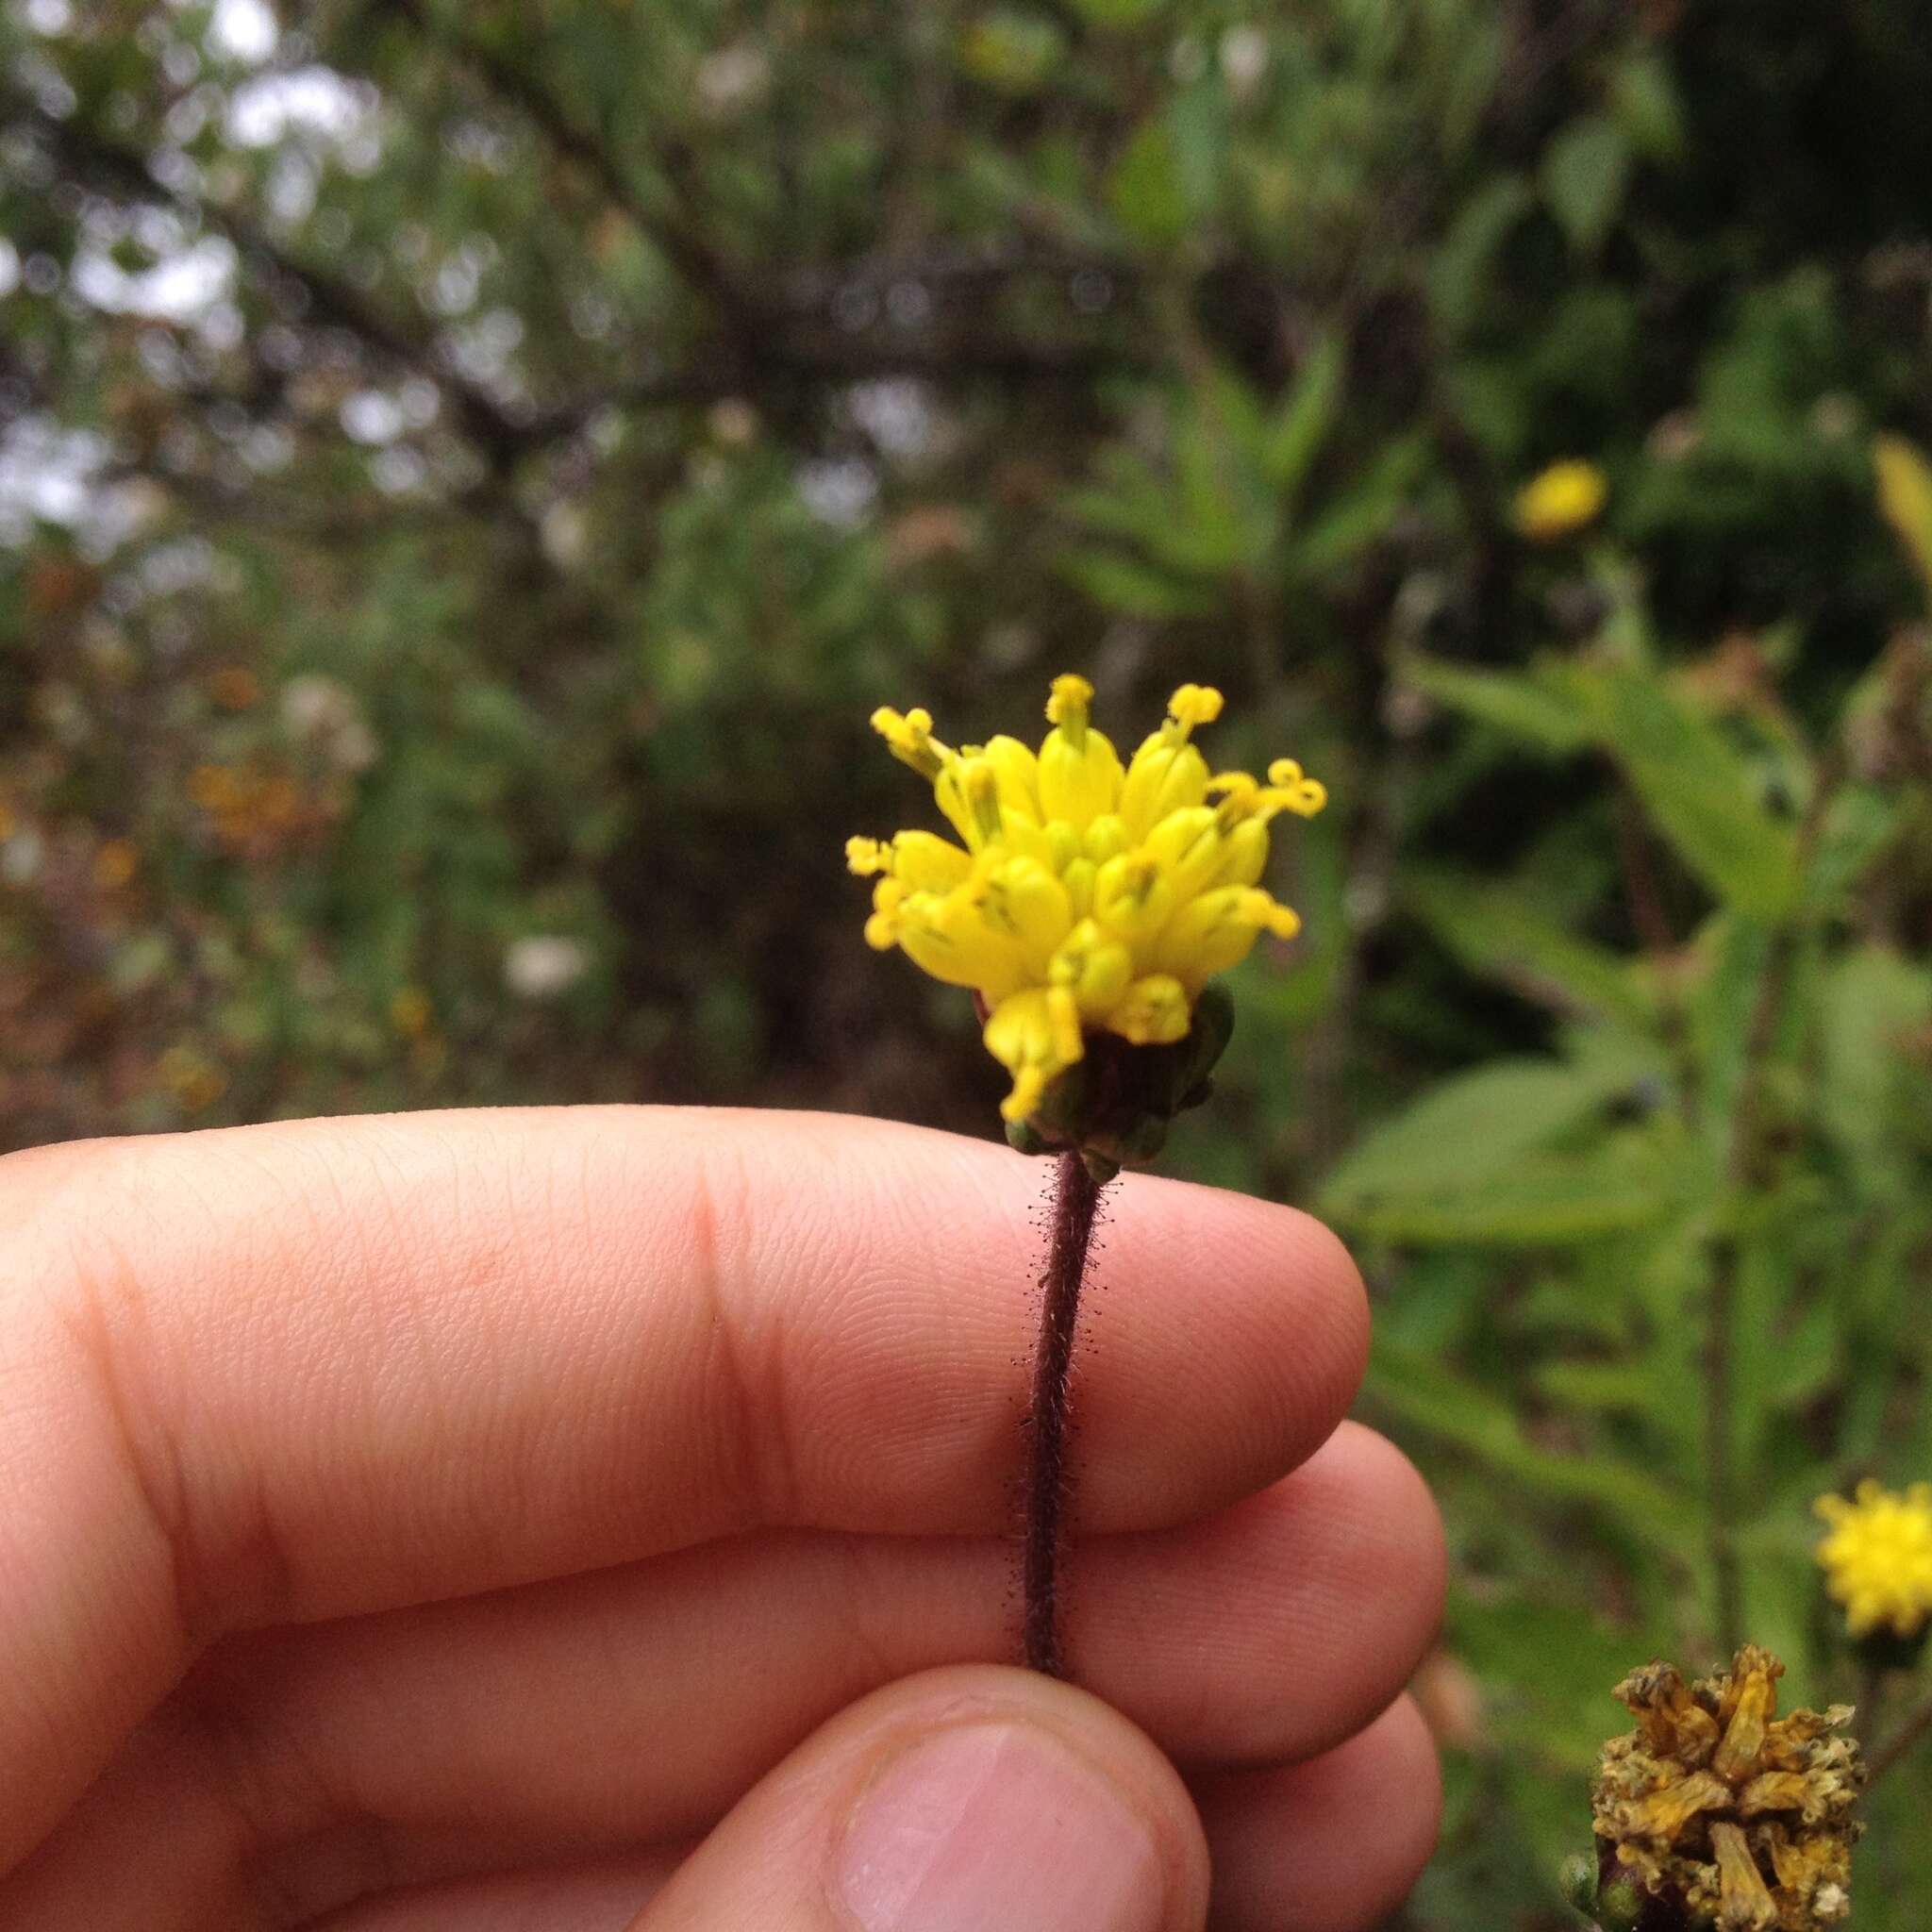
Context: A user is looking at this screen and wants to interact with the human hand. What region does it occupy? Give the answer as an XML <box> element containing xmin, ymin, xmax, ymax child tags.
<box><xmin>0</xmin><ymin>1108</ymin><xmax>1442</xmax><ymax>1929</ymax></box>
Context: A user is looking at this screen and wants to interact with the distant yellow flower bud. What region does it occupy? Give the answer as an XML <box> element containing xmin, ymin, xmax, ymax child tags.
<box><xmin>1815</xmin><ymin>1478</ymin><xmax>1932</xmax><ymax>1640</ymax></box>
<box><xmin>1515</xmin><ymin>458</ymin><xmax>1607</xmax><ymax>541</ymax></box>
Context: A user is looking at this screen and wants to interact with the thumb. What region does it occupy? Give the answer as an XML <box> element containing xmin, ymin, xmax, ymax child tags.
<box><xmin>628</xmin><ymin>1663</ymin><xmax>1210</xmax><ymax>1932</ymax></box>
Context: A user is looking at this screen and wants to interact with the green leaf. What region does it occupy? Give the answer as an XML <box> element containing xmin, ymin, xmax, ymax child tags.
<box><xmin>958</xmin><ymin>12</ymin><xmax>1066</xmax><ymax>93</ymax></box>
<box><xmin>1166</xmin><ymin>79</ymin><xmax>1227</xmax><ymax>220</ymax></box>
<box><xmin>1450</xmin><ymin>1590</ymin><xmax>1658</xmax><ymax>1764</ymax></box>
<box><xmin>1063</xmin><ymin>0</ymin><xmax>1163</xmax><ymax>24</ymax></box>
<box><xmin>1810</xmin><ymin>780</ymin><xmax>1903</xmax><ymax>910</ymax></box>
<box><xmin>1541</xmin><ymin>114</ymin><xmax>1632</xmax><ymax>255</ymax></box>
<box><xmin>1875</xmin><ymin>434</ymin><xmax>1932</xmax><ymax>599</ymax></box>
<box><xmin>1406</xmin><ymin>867</ymin><xmax>1655</xmax><ymax>1027</ymax></box>
<box><xmin>1058</xmin><ymin>547</ymin><xmax>1216</xmax><ymax>620</ymax></box>
<box><xmin>1330</xmin><ymin>1139</ymin><xmax>1679</xmax><ymax>1245</ymax></box>
<box><xmin>1429</xmin><ymin>175</ymin><xmax>1534</xmax><ymax>336</ymax></box>
<box><xmin>1534</xmin><ymin>1358</ymin><xmax>1657</xmax><ymax>1413</ymax></box>
<box><xmin>1609</xmin><ymin>48</ymin><xmax>1687</xmax><ymax>164</ymax></box>
<box><xmin>1595</xmin><ymin>668</ymin><xmax>1801</xmax><ymax>919</ymax></box>
<box><xmin>1261</xmin><ymin>334</ymin><xmax>1344</xmax><ymax>494</ymax></box>
<box><xmin>1321</xmin><ymin>1057</ymin><xmax>1676</xmax><ymax>1244</ymax></box>
<box><xmin>1290</xmin><ymin>435</ymin><xmax>1423</xmax><ymax>577</ymax></box>
<box><xmin>1324</xmin><ymin>1058</ymin><xmax>1623</xmax><ymax>1202</ymax></box>
<box><xmin>1818</xmin><ymin>943</ymin><xmax>1932</xmax><ymax>1184</ymax></box>
<box><xmin>1371</xmin><ymin>1340</ymin><xmax>1699</xmax><ymax>1546</ymax></box>
<box><xmin>1401</xmin><ymin>653</ymin><xmax>1595</xmax><ymax>755</ymax></box>
<box><xmin>1109</xmin><ymin>115</ymin><xmax>1190</xmax><ymax>249</ymax></box>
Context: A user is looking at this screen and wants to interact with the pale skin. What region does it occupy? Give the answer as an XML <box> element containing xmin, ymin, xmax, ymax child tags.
<box><xmin>0</xmin><ymin>1108</ymin><xmax>1445</xmax><ymax>1930</ymax></box>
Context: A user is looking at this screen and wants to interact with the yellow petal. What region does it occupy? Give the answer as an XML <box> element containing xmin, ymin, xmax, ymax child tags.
<box><xmin>1092</xmin><ymin>852</ymin><xmax>1174</xmax><ymax>946</ymax></box>
<box><xmin>980</xmin><ymin>733</ymin><xmax>1043</xmax><ymax>820</ymax></box>
<box><xmin>1708</xmin><ymin>1822</ymin><xmax>1776</xmax><ymax>1932</ymax></box>
<box><xmin>1119</xmin><ymin>739</ymin><xmax>1210</xmax><ymax>841</ymax></box>
<box><xmin>890</xmin><ymin>830</ymin><xmax>974</xmax><ymax>894</ymax></box>
<box><xmin>1049</xmin><ymin>919</ymin><xmax>1135</xmax><ymax>1020</ymax></box>
<box><xmin>896</xmin><ymin>891</ymin><xmax>1027</xmax><ymax>998</ymax></box>
<box><xmin>984</xmin><ymin>986</ymin><xmax>1086</xmax><ymax>1122</ymax></box>
<box><xmin>1108</xmin><ymin>974</ymin><xmax>1191</xmax><ymax>1046</ymax></box>
<box><xmin>1039</xmin><ymin>725</ymin><xmax>1125</xmax><ymax>829</ymax></box>
<box><xmin>972</xmin><ymin>856</ymin><xmax>1075</xmax><ymax>974</ymax></box>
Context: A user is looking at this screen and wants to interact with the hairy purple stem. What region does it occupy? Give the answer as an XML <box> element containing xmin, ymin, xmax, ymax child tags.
<box><xmin>1024</xmin><ymin>1148</ymin><xmax>1105</xmax><ymax>1676</ymax></box>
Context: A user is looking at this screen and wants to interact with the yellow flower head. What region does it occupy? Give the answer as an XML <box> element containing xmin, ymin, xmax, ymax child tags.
<box><xmin>1515</xmin><ymin>458</ymin><xmax>1607</xmax><ymax>541</ymax></box>
<box><xmin>853</xmin><ymin>675</ymin><xmax>1323</xmax><ymax>1126</ymax></box>
<box><xmin>1814</xmin><ymin>1478</ymin><xmax>1932</xmax><ymax>1641</ymax></box>
<box><xmin>1592</xmin><ymin>1646</ymin><xmax>1862</xmax><ymax>1932</ymax></box>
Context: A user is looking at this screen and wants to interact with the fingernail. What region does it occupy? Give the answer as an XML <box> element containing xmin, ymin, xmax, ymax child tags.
<box><xmin>833</xmin><ymin>1721</ymin><xmax>1168</xmax><ymax>1932</ymax></box>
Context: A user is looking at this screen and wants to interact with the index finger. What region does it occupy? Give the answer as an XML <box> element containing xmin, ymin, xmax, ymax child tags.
<box><xmin>0</xmin><ymin>1106</ymin><xmax>1365</xmax><ymax>1870</ymax></box>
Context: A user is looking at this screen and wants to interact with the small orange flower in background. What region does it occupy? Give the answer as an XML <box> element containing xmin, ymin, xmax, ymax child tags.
<box><xmin>389</xmin><ymin>987</ymin><xmax>433</xmax><ymax>1039</ymax></box>
<box><xmin>155</xmin><ymin>1045</ymin><xmax>226</xmax><ymax>1113</ymax></box>
<box><xmin>208</xmin><ymin>665</ymin><xmax>262</xmax><ymax>710</ymax></box>
<box><xmin>187</xmin><ymin>761</ymin><xmax>309</xmax><ymax>856</ymax></box>
<box><xmin>92</xmin><ymin>839</ymin><xmax>139</xmax><ymax>891</ymax></box>
<box><xmin>1516</xmin><ymin>458</ymin><xmax>1607</xmax><ymax>541</ymax></box>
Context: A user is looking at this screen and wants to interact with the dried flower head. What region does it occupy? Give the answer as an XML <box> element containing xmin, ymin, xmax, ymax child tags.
<box><xmin>851</xmin><ymin>675</ymin><xmax>1322</xmax><ymax>1142</ymax></box>
<box><xmin>1814</xmin><ymin>1478</ymin><xmax>1932</xmax><ymax>1641</ymax></box>
<box><xmin>1591</xmin><ymin>1646</ymin><xmax>1861</xmax><ymax>1931</ymax></box>
<box><xmin>1516</xmin><ymin>457</ymin><xmax>1607</xmax><ymax>541</ymax></box>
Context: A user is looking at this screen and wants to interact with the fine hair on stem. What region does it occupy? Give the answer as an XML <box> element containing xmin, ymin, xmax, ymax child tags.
<box><xmin>1023</xmin><ymin>1147</ymin><xmax>1106</xmax><ymax>1677</ymax></box>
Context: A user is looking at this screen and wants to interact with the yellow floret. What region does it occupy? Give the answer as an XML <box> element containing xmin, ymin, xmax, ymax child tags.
<box><xmin>1815</xmin><ymin>1478</ymin><xmax>1932</xmax><ymax>1640</ymax></box>
<box><xmin>855</xmin><ymin>675</ymin><xmax>1324</xmax><ymax>1124</ymax></box>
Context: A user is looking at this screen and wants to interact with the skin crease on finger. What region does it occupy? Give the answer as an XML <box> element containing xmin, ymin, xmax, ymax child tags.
<box><xmin>0</xmin><ymin>1109</ymin><xmax>1415</xmax><ymax>1925</ymax></box>
<box><xmin>0</xmin><ymin>1424</ymin><xmax>1444</xmax><ymax>1924</ymax></box>
<box><xmin>296</xmin><ymin>1701</ymin><xmax>1443</xmax><ymax>1932</ymax></box>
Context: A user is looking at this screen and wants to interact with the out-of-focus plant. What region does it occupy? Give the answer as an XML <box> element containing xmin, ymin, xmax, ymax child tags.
<box><xmin>1060</xmin><ymin>341</ymin><xmax>1426</xmax><ymax>660</ymax></box>
<box><xmin>1249</xmin><ymin>448</ymin><xmax>1932</xmax><ymax>1924</ymax></box>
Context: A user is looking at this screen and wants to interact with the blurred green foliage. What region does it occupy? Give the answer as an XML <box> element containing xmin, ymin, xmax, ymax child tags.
<box><xmin>6</xmin><ymin>1</ymin><xmax>1932</xmax><ymax>1922</ymax></box>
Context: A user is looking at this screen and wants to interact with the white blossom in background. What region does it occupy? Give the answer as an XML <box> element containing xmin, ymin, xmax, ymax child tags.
<box><xmin>340</xmin><ymin>390</ymin><xmax>406</xmax><ymax>444</ymax></box>
<box><xmin>281</xmin><ymin>674</ymin><xmax>379</xmax><ymax>772</ymax></box>
<box><xmin>695</xmin><ymin>42</ymin><xmax>769</xmax><ymax>118</ymax></box>
<box><xmin>798</xmin><ymin>456</ymin><xmax>878</xmax><ymax>527</ymax></box>
<box><xmin>208</xmin><ymin>0</ymin><xmax>278</xmax><ymax>64</ymax></box>
<box><xmin>847</xmin><ymin>378</ymin><xmax>936</xmax><ymax>460</ymax></box>
<box><xmin>1219</xmin><ymin>25</ymin><xmax>1270</xmax><ymax>99</ymax></box>
<box><xmin>540</xmin><ymin>500</ymin><xmax>590</xmax><ymax>570</ymax></box>
<box><xmin>504</xmin><ymin>936</ymin><xmax>591</xmax><ymax>1000</ymax></box>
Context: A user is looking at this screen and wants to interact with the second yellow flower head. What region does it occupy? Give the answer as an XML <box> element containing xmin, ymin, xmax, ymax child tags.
<box><xmin>1815</xmin><ymin>1478</ymin><xmax>1932</xmax><ymax>1641</ymax></box>
<box><xmin>850</xmin><ymin>675</ymin><xmax>1324</xmax><ymax>1125</ymax></box>
<box><xmin>1515</xmin><ymin>458</ymin><xmax>1607</xmax><ymax>541</ymax></box>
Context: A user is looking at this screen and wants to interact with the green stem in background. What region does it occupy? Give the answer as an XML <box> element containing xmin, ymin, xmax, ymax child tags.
<box><xmin>1024</xmin><ymin>1148</ymin><xmax>1106</xmax><ymax>1677</ymax></box>
<box><xmin>1613</xmin><ymin>784</ymin><xmax>1698</xmax><ymax>1127</ymax></box>
<box><xmin>1867</xmin><ymin>1690</ymin><xmax>1932</xmax><ymax>1787</ymax></box>
<box><xmin>1854</xmin><ymin>1657</ymin><xmax>1888</xmax><ymax>1754</ymax></box>
<box><xmin>1703</xmin><ymin>752</ymin><xmax>1847</xmax><ymax>1657</ymax></box>
<box><xmin>1702</xmin><ymin>1234</ymin><xmax>1745</xmax><ymax>1657</ymax></box>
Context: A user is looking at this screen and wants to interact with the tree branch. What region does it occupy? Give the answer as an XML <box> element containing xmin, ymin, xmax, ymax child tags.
<box><xmin>5</xmin><ymin>90</ymin><xmax>534</xmax><ymax>474</ymax></box>
<box><xmin>1868</xmin><ymin>1689</ymin><xmax>1932</xmax><ymax>1786</ymax></box>
<box><xmin>331</xmin><ymin>2</ymin><xmax>1153</xmax><ymax>419</ymax></box>
<box><xmin>364</xmin><ymin>0</ymin><xmax>756</xmax><ymax>329</ymax></box>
